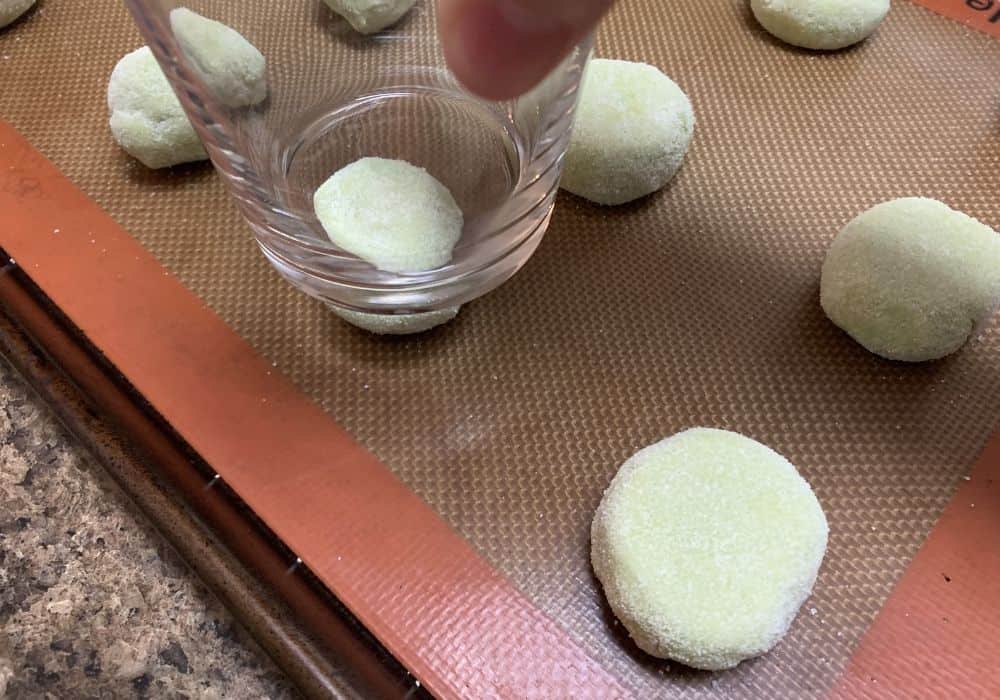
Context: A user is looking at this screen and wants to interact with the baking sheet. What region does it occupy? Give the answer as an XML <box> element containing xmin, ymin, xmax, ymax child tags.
<box><xmin>3</xmin><ymin>0</ymin><xmax>1000</xmax><ymax>696</ymax></box>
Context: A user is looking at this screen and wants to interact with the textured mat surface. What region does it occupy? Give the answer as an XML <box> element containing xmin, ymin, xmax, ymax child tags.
<box><xmin>3</xmin><ymin>1</ymin><xmax>1000</xmax><ymax>696</ymax></box>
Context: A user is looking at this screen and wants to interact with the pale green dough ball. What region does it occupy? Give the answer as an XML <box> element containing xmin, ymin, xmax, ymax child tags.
<box><xmin>333</xmin><ymin>306</ymin><xmax>460</xmax><ymax>335</ymax></box>
<box><xmin>562</xmin><ymin>59</ymin><xmax>695</xmax><ymax>206</ymax></box>
<box><xmin>591</xmin><ymin>428</ymin><xmax>828</xmax><ymax>671</ymax></box>
<box><xmin>314</xmin><ymin>157</ymin><xmax>463</xmax><ymax>274</ymax></box>
<box><xmin>169</xmin><ymin>8</ymin><xmax>267</xmax><ymax>108</ymax></box>
<box><xmin>821</xmin><ymin>198</ymin><xmax>1000</xmax><ymax>362</ymax></box>
<box><xmin>108</xmin><ymin>10</ymin><xmax>267</xmax><ymax>169</ymax></box>
<box><xmin>107</xmin><ymin>47</ymin><xmax>208</xmax><ymax>169</ymax></box>
<box><xmin>323</xmin><ymin>0</ymin><xmax>416</xmax><ymax>34</ymax></box>
<box><xmin>751</xmin><ymin>0</ymin><xmax>889</xmax><ymax>51</ymax></box>
<box><xmin>0</xmin><ymin>0</ymin><xmax>34</xmax><ymax>28</ymax></box>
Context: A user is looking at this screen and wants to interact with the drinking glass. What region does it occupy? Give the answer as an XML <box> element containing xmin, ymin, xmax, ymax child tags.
<box><xmin>124</xmin><ymin>0</ymin><xmax>591</xmax><ymax>314</ymax></box>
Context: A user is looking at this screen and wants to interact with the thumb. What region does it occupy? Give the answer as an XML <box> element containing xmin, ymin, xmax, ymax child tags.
<box><xmin>439</xmin><ymin>0</ymin><xmax>612</xmax><ymax>101</ymax></box>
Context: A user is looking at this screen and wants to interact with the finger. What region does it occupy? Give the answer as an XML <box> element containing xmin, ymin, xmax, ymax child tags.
<box><xmin>439</xmin><ymin>0</ymin><xmax>612</xmax><ymax>101</ymax></box>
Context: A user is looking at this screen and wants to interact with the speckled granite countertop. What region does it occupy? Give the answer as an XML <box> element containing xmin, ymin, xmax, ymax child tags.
<box><xmin>0</xmin><ymin>358</ymin><xmax>299</xmax><ymax>699</ymax></box>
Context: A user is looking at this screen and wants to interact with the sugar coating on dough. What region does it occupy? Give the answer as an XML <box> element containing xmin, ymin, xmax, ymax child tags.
<box><xmin>562</xmin><ymin>59</ymin><xmax>695</xmax><ymax>206</ymax></box>
<box><xmin>107</xmin><ymin>47</ymin><xmax>208</xmax><ymax>169</ymax></box>
<box><xmin>323</xmin><ymin>0</ymin><xmax>416</xmax><ymax>34</ymax></box>
<box><xmin>751</xmin><ymin>0</ymin><xmax>890</xmax><ymax>51</ymax></box>
<box><xmin>0</xmin><ymin>0</ymin><xmax>34</xmax><ymax>28</ymax></box>
<box><xmin>314</xmin><ymin>157</ymin><xmax>463</xmax><ymax>274</ymax></box>
<box><xmin>333</xmin><ymin>306</ymin><xmax>460</xmax><ymax>335</ymax></box>
<box><xmin>169</xmin><ymin>8</ymin><xmax>267</xmax><ymax>108</ymax></box>
<box><xmin>591</xmin><ymin>428</ymin><xmax>828</xmax><ymax>671</ymax></box>
<box><xmin>821</xmin><ymin>197</ymin><xmax>1000</xmax><ymax>362</ymax></box>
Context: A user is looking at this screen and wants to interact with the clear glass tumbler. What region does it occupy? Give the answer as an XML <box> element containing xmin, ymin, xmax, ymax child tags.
<box><xmin>124</xmin><ymin>1</ymin><xmax>590</xmax><ymax>314</ymax></box>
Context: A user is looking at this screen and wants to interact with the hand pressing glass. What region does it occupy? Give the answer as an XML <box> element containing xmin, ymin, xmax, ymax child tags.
<box><xmin>439</xmin><ymin>0</ymin><xmax>614</xmax><ymax>100</ymax></box>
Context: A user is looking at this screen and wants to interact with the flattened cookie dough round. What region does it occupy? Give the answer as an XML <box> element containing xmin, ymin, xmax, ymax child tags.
<box><xmin>562</xmin><ymin>59</ymin><xmax>695</xmax><ymax>206</ymax></box>
<box><xmin>591</xmin><ymin>428</ymin><xmax>828</xmax><ymax>670</ymax></box>
<box><xmin>821</xmin><ymin>197</ymin><xmax>1000</xmax><ymax>362</ymax></box>
<box><xmin>0</xmin><ymin>0</ymin><xmax>34</xmax><ymax>29</ymax></box>
<box><xmin>750</xmin><ymin>0</ymin><xmax>890</xmax><ymax>51</ymax></box>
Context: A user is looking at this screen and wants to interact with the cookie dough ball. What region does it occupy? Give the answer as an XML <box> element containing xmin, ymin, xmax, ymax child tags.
<box><xmin>0</xmin><ymin>0</ymin><xmax>34</xmax><ymax>28</ymax></box>
<box><xmin>333</xmin><ymin>306</ymin><xmax>460</xmax><ymax>335</ymax></box>
<box><xmin>591</xmin><ymin>428</ymin><xmax>828</xmax><ymax>670</ymax></box>
<box><xmin>314</xmin><ymin>157</ymin><xmax>463</xmax><ymax>273</ymax></box>
<box><xmin>108</xmin><ymin>11</ymin><xmax>266</xmax><ymax>170</ymax></box>
<box><xmin>323</xmin><ymin>0</ymin><xmax>416</xmax><ymax>34</ymax></box>
<box><xmin>750</xmin><ymin>0</ymin><xmax>890</xmax><ymax>51</ymax></box>
<box><xmin>561</xmin><ymin>59</ymin><xmax>695</xmax><ymax>206</ymax></box>
<box><xmin>315</xmin><ymin>158</ymin><xmax>464</xmax><ymax>334</ymax></box>
<box><xmin>821</xmin><ymin>198</ymin><xmax>1000</xmax><ymax>362</ymax></box>
<box><xmin>108</xmin><ymin>47</ymin><xmax>208</xmax><ymax>169</ymax></box>
<box><xmin>169</xmin><ymin>8</ymin><xmax>267</xmax><ymax>108</ymax></box>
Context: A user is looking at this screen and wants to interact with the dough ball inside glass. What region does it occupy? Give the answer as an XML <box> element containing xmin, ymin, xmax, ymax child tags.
<box><xmin>821</xmin><ymin>197</ymin><xmax>1000</xmax><ymax>362</ymax></box>
<box><xmin>591</xmin><ymin>428</ymin><xmax>828</xmax><ymax>671</ymax></box>
<box><xmin>107</xmin><ymin>47</ymin><xmax>208</xmax><ymax>169</ymax></box>
<box><xmin>750</xmin><ymin>0</ymin><xmax>890</xmax><ymax>51</ymax></box>
<box><xmin>314</xmin><ymin>157</ymin><xmax>464</xmax><ymax>334</ymax></box>
<box><xmin>333</xmin><ymin>306</ymin><xmax>460</xmax><ymax>335</ymax></box>
<box><xmin>313</xmin><ymin>157</ymin><xmax>463</xmax><ymax>274</ymax></box>
<box><xmin>561</xmin><ymin>58</ymin><xmax>695</xmax><ymax>206</ymax></box>
<box><xmin>323</xmin><ymin>0</ymin><xmax>416</xmax><ymax>34</ymax></box>
<box><xmin>0</xmin><ymin>0</ymin><xmax>34</xmax><ymax>28</ymax></box>
<box><xmin>169</xmin><ymin>8</ymin><xmax>268</xmax><ymax>108</ymax></box>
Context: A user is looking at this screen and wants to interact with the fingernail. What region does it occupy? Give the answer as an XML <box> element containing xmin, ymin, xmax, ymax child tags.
<box><xmin>500</xmin><ymin>0</ymin><xmax>602</xmax><ymax>33</ymax></box>
<box><xmin>496</xmin><ymin>0</ymin><xmax>571</xmax><ymax>33</ymax></box>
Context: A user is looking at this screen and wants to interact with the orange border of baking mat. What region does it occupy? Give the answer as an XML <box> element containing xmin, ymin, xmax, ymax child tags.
<box><xmin>0</xmin><ymin>121</ymin><xmax>627</xmax><ymax>699</ymax></box>
<box><xmin>833</xmin><ymin>426</ymin><xmax>1000</xmax><ymax>698</ymax></box>
<box><xmin>908</xmin><ymin>0</ymin><xmax>1000</xmax><ymax>38</ymax></box>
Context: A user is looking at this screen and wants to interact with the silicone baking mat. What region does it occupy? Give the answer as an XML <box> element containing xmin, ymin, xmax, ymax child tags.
<box><xmin>2</xmin><ymin>0</ymin><xmax>1000</xmax><ymax>697</ymax></box>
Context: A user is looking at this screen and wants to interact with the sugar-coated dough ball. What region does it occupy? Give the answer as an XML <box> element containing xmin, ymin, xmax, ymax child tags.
<box><xmin>562</xmin><ymin>59</ymin><xmax>695</xmax><ymax>206</ymax></box>
<box><xmin>314</xmin><ymin>157</ymin><xmax>463</xmax><ymax>273</ymax></box>
<box><xmin>591</xmin><ymin>428</ymin><xmax>828</xmax><ymax>670</ymax></box>
<box><xmin>0</xmin><ymin>0</ymin><xmax>34</xmax><ymax>28</ymax></box>
<box><xmin>169</xmin><ymin>8</ymin><xmax>267</xmax><ymax>108</ymax></box>
<box><xmin>333</xmin><ymin>306</ymin><xmax>460</xmax><ymax>335</ymax></box>
<box><xmin>108</xmin><ymin>47</ymin><xmax>208</xmax><ymax>169</ymax></box>
<box><xmin>821</xmin><ymin>198</ymin><xmax>1000</xmax><ymax>362</ymax></box>
<box><xmin>751</xmin><ymin>0</ymin><xmax>890</xmax><ymax>50</ymax></box>
<box><xmin>109</xmin><ymin>10</ymin><xmax>266</xmax><ymax>170</ymax></box>
<box><xmin>322</xmin><ymin>0</ymin><xmax>416</xmax><ymax>34</ymax></box>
